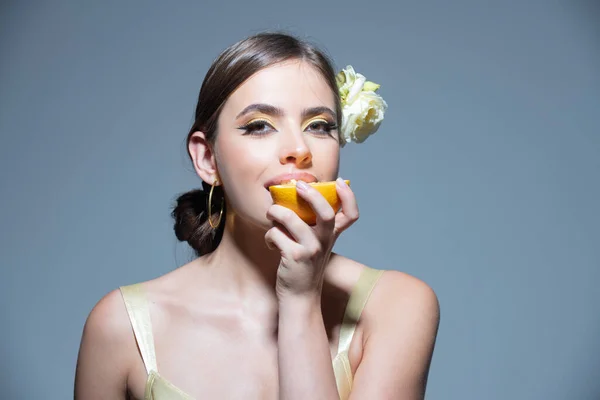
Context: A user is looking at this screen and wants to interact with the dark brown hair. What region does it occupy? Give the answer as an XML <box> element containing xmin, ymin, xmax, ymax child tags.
<box><xmin>171</xmin><ymin>32</ymin><xmax>341</xmax><ymax>256</ymax></box>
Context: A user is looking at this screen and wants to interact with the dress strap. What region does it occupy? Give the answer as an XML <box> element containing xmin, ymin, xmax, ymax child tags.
<box><xmin>119</xmin><ymin>283</ymin><xmax>158</xmax><ymax>374</ymax></box>
<box><xmin>337</xmin><ymin>267</ymin><xmax>384</xmax><ymax>355</ymax></box>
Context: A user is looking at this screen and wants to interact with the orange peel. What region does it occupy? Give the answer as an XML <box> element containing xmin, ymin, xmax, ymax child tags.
<box><xmin>268</xmin><ymin>180</ymin><xmax>350</xmax><ymax>225</ymax></box>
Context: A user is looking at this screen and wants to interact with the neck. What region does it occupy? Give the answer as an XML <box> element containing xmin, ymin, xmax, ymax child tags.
<box><xmin>202</xmin><ymin>212</ymin><xmax>281</xmax><ymax>303</ymax></box>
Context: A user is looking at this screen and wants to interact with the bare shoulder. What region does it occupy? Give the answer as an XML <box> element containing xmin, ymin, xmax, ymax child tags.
<box><xmin>77</xmin><ymin>288</ymin><xmax>138</xmax><ymax>368</ymax></box>
<box><xmin>328</xmin><ymin>255</ymin><xmax>440</xmax><ymax>397</ymax></box>
<box><xmin>82</xmin><ymin>287</ymin><xmax>134</xmax><ymax>347</ymax></box>
<box><xmin>373</xmin><ymin>269</ymin><xmax>440</xmax><ymax>318</ymax></box>
<box><xmin>328</xmin><ymin>254</ymin><xmax>440</xmax><ymax>327</ymax></box>
<box><xmin>75</xmin><ymin>287</ymin><xmax>139</xmax><ymax>398</ymax></box>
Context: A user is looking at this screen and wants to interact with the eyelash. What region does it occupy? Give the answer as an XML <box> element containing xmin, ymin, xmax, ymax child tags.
<box><xmin>238</xmin><ymin>120</ymin><xmax>338</xmax><ymax>137</ymax></box>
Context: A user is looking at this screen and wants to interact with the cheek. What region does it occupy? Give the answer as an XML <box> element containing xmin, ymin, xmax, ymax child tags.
<box><xmin>215</xmin><ymin>136</ymin><xmax>275</xmax><ymax>209</ymax></box>
<box><xmin>218</xmin><ymin>138</ymin><xmax>273</xmax><ymax>179</ymax></box>
<box><xmin>309</xmin><ymin>141</ymin><xmax>341</xmax><ymax>179</ymax></box>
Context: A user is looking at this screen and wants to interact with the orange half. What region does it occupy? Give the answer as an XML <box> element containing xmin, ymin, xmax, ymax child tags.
<box><xmin>268</xmin><ymin>180</ymin><xmax>350</xmax><ymax>225</ymax></box>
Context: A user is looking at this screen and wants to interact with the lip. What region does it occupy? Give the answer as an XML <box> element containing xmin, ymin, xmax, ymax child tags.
<box><xmin>264</xmin><ymin>172</ymin><xmax>318</xmax><ymax>188</ymax></box>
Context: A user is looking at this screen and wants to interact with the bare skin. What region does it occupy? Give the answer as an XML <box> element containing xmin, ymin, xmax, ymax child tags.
<box><xmin>76</xmin><ymin>254</ymin><xmax>437</xmax><ymax>399</ymax></box>
<box><xmin>74</xmin><ymin>60</ymin><xmax>440</xmax><ymax>399</ymax></box>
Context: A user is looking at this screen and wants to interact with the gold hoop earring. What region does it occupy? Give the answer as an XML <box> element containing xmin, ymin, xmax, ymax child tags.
<box><xmin>208</xmin><ymin>178</ymin><xmax>224</xmax><ymax>229</ymax></box>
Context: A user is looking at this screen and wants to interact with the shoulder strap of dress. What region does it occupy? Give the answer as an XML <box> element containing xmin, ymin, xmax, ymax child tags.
<box><xmin>337</xmin><ymin>267</ymin><xmax>385</xmax><ymax>355</ymax></box>
<box><xmin>119</xmin><ymin>283</ymin><xmax>158</xmax><ymax>374</ymax></box>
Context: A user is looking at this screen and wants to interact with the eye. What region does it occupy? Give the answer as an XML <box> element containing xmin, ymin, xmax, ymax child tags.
<box><xmin>238</xmin><ymin>120</ymin><xmax>276</xmax><ymax>136</ymax></box>
<box><xmin>305</xmin><ymin>120</ymin><xmax>338</xmax><ymax>136</ymax></box>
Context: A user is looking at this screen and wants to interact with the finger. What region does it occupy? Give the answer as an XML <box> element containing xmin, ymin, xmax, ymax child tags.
<box><xmin>295</xmin><ymin>180</ymin><xmax>336</xmax><ymax>232</ymax></box>
<box><xmin>266</xmin><ymin>204</ymin><xmax>320</xmax><ymax>249</ymax></box>
<box><xmin>265</xmin><ymin>225</ymin><xmax>302</xmax><ymax>254</ymax></box>
<box><xmin>333</xmin><ymin>177</ymin><xmax>359</xmax><ymax>236</ymax></box>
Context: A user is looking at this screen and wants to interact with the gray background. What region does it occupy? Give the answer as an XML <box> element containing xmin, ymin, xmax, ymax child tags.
<box><xmin>1</xmin><ymin>1</ymin><xmax>598</xmax><ymax>399</ymax></box>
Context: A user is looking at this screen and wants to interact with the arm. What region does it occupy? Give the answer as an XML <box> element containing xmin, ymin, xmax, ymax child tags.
<box><xmin>276</xmin><ymin>272</ymin><xmax>439</xmax><ymax>400</ymax></box>
<box><xmin>266</xmin><ymin>179</ymin><xmax>356</xmax><ymax>399</ymax></box>
<box><xmin>74</xmin><ymin>289</ymin><xmax>132</xmax><ymax>400</ymax></box>
<box><xmin>349</xmin><ymin>273</ymin><xmax>440</xmax><ymax>399</ymax></box>
<box><xmin>277</xmin><ymin>293</ymin><xmax>340</xmax><ymax>400</ymax></box>
<box><xmin>267</xmin><ymin>179</ymin><xmax>440</xmax><ymax>398</ymax></box>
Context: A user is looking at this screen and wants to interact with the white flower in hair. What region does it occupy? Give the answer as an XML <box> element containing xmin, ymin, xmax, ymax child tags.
<box><xmin>336</xmin><ymin>65</ymin><xmax>387</xmax><ymax>146</ymax></box>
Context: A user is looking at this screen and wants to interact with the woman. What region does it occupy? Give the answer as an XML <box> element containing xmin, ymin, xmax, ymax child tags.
<box><xmin>74</xmin><ymin>32</ymin><xmax>440</xmax><ymax>399</ymax></box>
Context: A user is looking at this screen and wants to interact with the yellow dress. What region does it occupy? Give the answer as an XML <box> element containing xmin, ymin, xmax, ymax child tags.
<box><xmin>120</xmin><ymin>267</ymin><xmax>384</xmax><ymax>400</ymax></box>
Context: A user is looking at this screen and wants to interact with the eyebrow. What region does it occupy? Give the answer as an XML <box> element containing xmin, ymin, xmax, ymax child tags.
<box><xmin>301</xmin><ymin>106</ymin><xmax>337</xmax><ymax>121</ymax></box>
<box><xmin>235</xmin><ymin>103</ymin><xmax>337</xmax><ymax>121</ymax></box>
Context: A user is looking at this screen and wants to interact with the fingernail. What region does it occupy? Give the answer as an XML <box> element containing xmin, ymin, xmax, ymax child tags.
<box><xmin>336</xmin><ymin>177</ymin><xmax>347</xmax><ymax>187</ymax></box>
<box><xmin>296</xmin><ymin>180</ymin><xmax>309</xmax><ymax>191</ymax></box>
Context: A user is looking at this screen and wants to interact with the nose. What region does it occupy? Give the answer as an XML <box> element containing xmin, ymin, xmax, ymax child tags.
<box><xmin>279</xmin><ymin>132</ymin><xmax>312</xmax><ymax>167</ymax></box>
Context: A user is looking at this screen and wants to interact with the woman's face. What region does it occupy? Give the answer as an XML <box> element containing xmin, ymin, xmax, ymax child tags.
<box><xmin>210</xmin><ymin>60</ymin><xmax>340</xmax><ymax>230</ymax></box>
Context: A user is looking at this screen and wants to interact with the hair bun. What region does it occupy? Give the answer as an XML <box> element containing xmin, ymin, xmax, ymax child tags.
<box><xmin>171</xmin><ymin>189</ymin><xmax>208</xmax><ymax>244</ymax></box>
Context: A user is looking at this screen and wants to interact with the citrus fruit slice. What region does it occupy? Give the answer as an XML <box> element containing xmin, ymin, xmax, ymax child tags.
<box><xmin>268</xmin><ymin>180</ymin><xmax>350</xmax><ymax>225</ymax></box>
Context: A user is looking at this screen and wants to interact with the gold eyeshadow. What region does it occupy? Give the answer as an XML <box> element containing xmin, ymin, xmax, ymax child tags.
<box><xmin>302</xmin><ymin>116</ymin><xmax>331</xmax><ymax>130</ymax></box>
<box><xmin>244</xmin><ymin>116</ymin><xmax>275</xmax><ymax>126</ymax></box>
<box><xmin>237</xmin><ymin>114</ymin><xmax>335</xmax><ymax>133</ymax></box>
